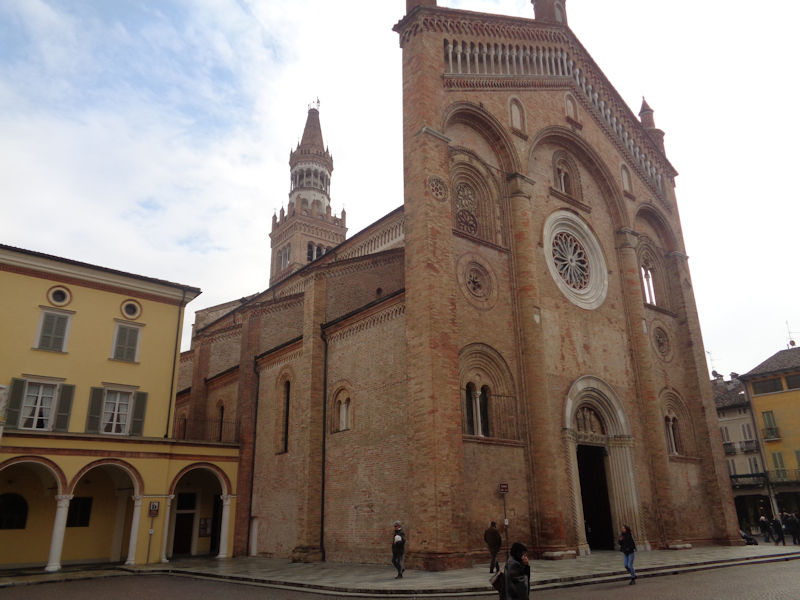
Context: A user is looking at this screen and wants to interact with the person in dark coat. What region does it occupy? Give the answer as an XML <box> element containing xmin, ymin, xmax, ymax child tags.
<box><xmin>759</xmin><ymin>514</ymin><xmax>773</xmax><ymax>543</ymax></box>
<box><xmin>618</xmin><ymin>525</ymin><xmax>637</xmax><ymax>585</ymax></box>
<box><xmin>503</xmin><ymin>541</ymin><xmax>530</xmax><ymax>599</ymax></box>
<box><xmin>484</xmin><ymin>521</ymin><xmax>502</xmax><ymax>573</ymax></box>
<box><xmin>786</xmin><ymin>513</ymin><xmax>800</xmax><ymax>545</ymax></box>
<box><xmin>771</xmin><ymin>516</ymin><xmax>785</xmax><ymax>546</ymax></box>
<box><xmin>391</xmin><ymin>520</ymin><xmax>406</xmax><ymax>578</ymax></box>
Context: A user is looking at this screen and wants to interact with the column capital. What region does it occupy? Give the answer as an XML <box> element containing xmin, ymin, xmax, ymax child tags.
<box><xmin>55</xmin><ymin>494</ymin><xmax>73</xmax><ymax>505</ymax></box>
<box><xmin>615</xmin><ymin>227</ymin><xmax>639</xmax><ymax>250</ymax></box>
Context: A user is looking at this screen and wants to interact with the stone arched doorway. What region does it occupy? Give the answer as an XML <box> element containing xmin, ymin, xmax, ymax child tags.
<box><xmin>166</xmin><ymin>464</ymin><xmax>232</xmax><ymax>560</ymax></box>
<box><xmin>563</xmin><ymin>376</ymin><xmax>648</xmax><ymax>556</ymax></box>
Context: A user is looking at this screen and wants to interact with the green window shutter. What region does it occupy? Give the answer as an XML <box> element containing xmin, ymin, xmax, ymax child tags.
<box><xmin>129</xmin><ymin>392</ymin><xmax>147</xmax><ymax>436</ymax></box>
<box><xmin>114</xmin><ymin>326</ymin><xmax>139</xmax><ymax>361</ymax></box>
<box><xmin>86</xmin><ymin>387</ymin><xmax>104</xmax><ymax>433</ymax></box>
<box><xmin>5</xmin><ymin>379</ymin><xmax>26</xmax><ymax>430</ymax></box>
<box><xmin>54</xmin><ymin>384</ymin><xmax>74</xmax><ymax>432</ymax></box>
<box><xmin>39</xmin><ymin>313</ymin><xmax>67</xmax><ymax>351</ymax></box>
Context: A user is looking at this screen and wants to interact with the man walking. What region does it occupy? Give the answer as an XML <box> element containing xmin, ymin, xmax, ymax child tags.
<box><xmin>391</xmin><ymin>520</ymin><xmax>406</xmax><ymax>579</ymax></box>
<box><xmin>484</xmin><ymin>521</ymin><xmax>502</xmax><ymax>573</ymax></box>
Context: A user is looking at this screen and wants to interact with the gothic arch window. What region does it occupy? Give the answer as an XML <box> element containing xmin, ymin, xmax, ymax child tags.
<box><xmin>330</xmin><ymin>387</ymin><xmax>353</xmax><ymax>433</ymax></box>
<box><xmin>565</xmin><ymin>94</ymin><xmax>578</xmax><ymax>122</ymax></box>
<box><xmin>464</xmin><ymin>382</ymin><xmax>491</xmax><ymax>437</ymax></box>
<box><xmin>551</xmin><ymin>150</ymin><xmax>583</xmax><ymax>205</ymax></box>
<box><xmin>509</xmin><ymin>97</ymin><xmax>526</xmax><ymax>135</ymax></box>
<box><xmin>637</xmin><ymin>244</ymin><xmax>667</xmax><ymax>309</ymax></box>
<box><xmin>664</xmin><ymin>413</ymin><xmax>680</xmax><ymax>455</ymax></box>
<box><xmin>450</xmin><ymin>159</ymin><xmax>504</xmax><ymax>247</ymax></box>
<box><xmin>0</xmin><ymin>493</ymin><xmax>27</xmax><ymax>529</ymax></box>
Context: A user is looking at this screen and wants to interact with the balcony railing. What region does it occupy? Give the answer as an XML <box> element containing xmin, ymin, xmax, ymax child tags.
<box><xmin>723</xmin><ymin>442</ymin><xmax>736</xmax><ymax>455</ymax></box>
<box><xmin>739</xmin><ymin>439</ymin><xmax>759</xmax><ymax>453</ymax></box>
<box><xmin>762</xmin><ymin>427</ymin><xmax>780</xmax><ymax>441</ymax></box>
<box><xmin>766</xmin><ymin>469</ymin><xmax>800</xmax><ymax>485</ymax></box>
<box><xmin>174</xmin><ymin>418</ymin><xmax>239</xmax><ymax>444</ymax></box>
<box><xmin>730</xmin><ymin>473</ymin><xmax>767</xmax><ymax>487</ymax></box>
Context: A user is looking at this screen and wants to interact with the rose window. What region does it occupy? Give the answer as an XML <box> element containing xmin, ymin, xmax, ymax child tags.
<box><xmin>456</xmin><ymin>209</ymin><xmax>478</xmax><ymax>235</ymax></box>
<box><xmin>552</xmin><ymin>231</ymin><xmax>590</xmax><ymax>290</ymax></box>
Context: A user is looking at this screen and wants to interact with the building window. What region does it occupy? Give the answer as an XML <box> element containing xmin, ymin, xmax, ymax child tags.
<box><xmin>66</xmin><ymin>497</ymin><xmax>92</xmax><ymax>527</ymax></box>
<box><xmin>112</xmin><ymin>323</ymin><xmax>141</xmax><ymax>362</ymax></box>
<box><xmin>772</xmin><ymin>452</ymin><xmax>787</xmax><ymax>480</ymax></box>
<box><xmin>785</xmin><ymin>374</ymin><xmax>800</xmax><ymax>389</ymax></box>
<box><xmin>281</xmin><ymin>380</ymin><xmax>290</xmax><ymax>453</ymax></box>
<box><xmin>720</xmin><ymin>426</ymin><xmax>730</xmax><ymax>442</ymax></box>
<box><xmin>86</xmin><ymin>387</ymin><xmax>147</xmax><ymax>436</ymax></box>
<box><xmin>36</xmin><ymin>310</ymin><xmax>71</xmax><ymax>352</ymax></box>
<box><xmin>665</xmin><ymin>414</ymin><xmax>680</xmax><ymax>455</ymax></box>
<box><xmin>47</xmin><ymin>286</ymin><xmax>72</xmax><ymax>307</ymax></box>
<box><xmin>762</xmin><ymin>411</ymin><xmax>779</xmax><ymax>439</ymax></box>
<box><xmin>20</xmin><ymin>382</ymin><xmax>56</xmax><ymax>430</ymax></box>
<box><xmin>464</xmin><ymin>382</ymin><xmax>490</xmax><ymax>437</ymax></box>
<box><xmin>0</xmin><ymin>494</ymin><xmax>28</xmax><ymax>529</ymax></box>
<box><xmin>621</xmin><ymin>165</ymin><xmax>633</xmax><ymax>195</ymax></box>
<box><xmin>752</xmin><ymin>378</ymin><xmax>783</xmax><ymax>395</ymax></box>
<box><xmin>748</xmin><ymin>456</ymin><xmax>760</xmax><ymax>473</ymax></box>
<box><xmin>338</xmin><ymin>397</ymin><xmax>350</xmax><ymax>431</ymax></box>
<box><xmin>307</xmin><ymin>242</ymin><xmax>314</xmax><ymax>262</ymax></box>
<box><xmin>6</xmin><ymin>378</ymin><xmax>74</xmax><ymax>433</ymax></box>
<box><xmin>565</xmin><ymin>94</ymin><xmax>578</xmax><ymax>121</ymax></box>
<box><xmin>727</xmin><ymin>459</ymin><xmax>736</xmax><ymax>476</ymax></box>
<box><xmin>741</xmin><ymin>423</ymin><xmax>753</xmax><ymax>440</ymax></box>
<box><xmin>640</xmin><ymin>257</ymin><xmax>657</xmax><ymax>305</ymax></box>
<box><xmin>103</xmin><ymin>390</ymin><xmax>132</xmax><ymax>434</ymax></box>
<box><xmin>551</xmin><ymin>151</ymin><xmax>582</xmax><ymax>203</ymax></box>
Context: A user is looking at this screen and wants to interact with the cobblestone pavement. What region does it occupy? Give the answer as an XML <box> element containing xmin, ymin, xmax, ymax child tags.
<box><xmin>3</xmin><ymin>560</ymin><xmax>800</xmax><ymax>600</ymax></box>
<box><xmin>2</xmin><ymin>544</ymin><xmax>799</xmax><ymax>596</ymax></box>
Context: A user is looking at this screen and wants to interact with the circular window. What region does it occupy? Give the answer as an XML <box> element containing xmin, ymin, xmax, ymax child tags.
<box><xmin>651</xmin><ymin>323</ymin><xmax>673</xmax><ymax>362</ymax></box>
<box><xmin>456</xmin><ymin>253</ymin><xmax>498</xmax><ymax>311</ymax></box>
<box><xmin>121</xmin><ymin>300</ymin><xmax>142</xmax><ymax>320</ymax></box>
<box><xmin>47</xmin><ymin>286</ymin><xmax>71</xmax><ymax>307</ymax></box>
<box><xmin>543</xmin><ymin>210</ymin><xmax>608</xmax><ymax>310</ymax></box>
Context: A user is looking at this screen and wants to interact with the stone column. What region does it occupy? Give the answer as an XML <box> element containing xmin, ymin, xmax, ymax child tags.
<box><xmin>562</xmin><ymin>430</ymin><xmax>588</xmax><ymax>556</ymax></box>
<box><xmin>124</xmin><ymin>496</ymin><xmax>143</xmax><ymax>565</ymax></box>
<box><xmin>607</xmin><ymin>437</ymin><xmax>649</xmax><ymax>550</ymax></box>
<box><xmin>45</xmin><ymin>494</ymin><xmax>73</xmax><ymax>572</ymax></box>
<box><xmin>160</xmin><ymin>495</ymin><xmax>174</xmax><ymax>563</ymax></box>
<box><xmin>216</xmin><ymin>494</ymin><xmax>233</xmax><ymax>559</ymax></box>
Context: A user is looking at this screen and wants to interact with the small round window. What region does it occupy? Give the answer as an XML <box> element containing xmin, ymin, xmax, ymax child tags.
<box><xmin>47</xmin><ymin>286</ymin><xmax>71</xmax><ymax>307</ymax></box>
<box><xmin>121</xmin><ymin>300</ymin><xmax>142</xmax><ymax>320</ymax></box>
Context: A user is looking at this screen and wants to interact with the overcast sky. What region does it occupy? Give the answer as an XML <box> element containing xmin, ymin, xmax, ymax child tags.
<box><xmin>2</xmin><ymin>0</ymin><xmax>798</xmax><ymax>376</ymax></box>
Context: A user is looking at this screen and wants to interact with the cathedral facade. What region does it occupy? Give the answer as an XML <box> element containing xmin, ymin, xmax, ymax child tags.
<box><xmin>177</xmin><ymin>0</ymin><xmax>741</xmax><ymax>569</ymax></box>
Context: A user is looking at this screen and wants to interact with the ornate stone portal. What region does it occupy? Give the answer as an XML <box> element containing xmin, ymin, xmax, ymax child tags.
<box><xmin>563</xmin><ymin>376</ymin><xmax>649</xmax><ymax>557</ymax></box>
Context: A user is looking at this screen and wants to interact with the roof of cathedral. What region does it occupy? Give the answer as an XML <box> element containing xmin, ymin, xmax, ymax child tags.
<box><xmin>740</xmin><ymin>347</ymin><xmax>800</xmax><ymax>379</ymax></box>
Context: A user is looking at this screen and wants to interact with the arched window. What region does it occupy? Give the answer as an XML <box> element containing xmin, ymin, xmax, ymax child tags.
<box><xmin>641</xmin><ymin>257</ymin><xmax>657</xmax><ymax>305</ymax></box>
<box><xmin>281</xmin><ymin>380</ymin><xmax>290</xmax><ymax>453</ymax></box>
<box><xmin>565</xmin><ymin>94</ymin><xmax>578</xmax><ymax>121</ymax></box>
<box><xmin>665</xmin><ymin>414</ymin><xmax>680</xmax><ymax>455</ymax></box>
<box><xmin>509</xmin><ymin>98</ymin><xmax>525</xmax><ymax>134</ymax></box>
<box><xmin>0</xmin><ymin>493</ymin><xmax>28</xmax><ymax>529</ymax></box>
<box><xmin>339</xmin><ymin>397</ymin><xmax>350</xmax><ymax>431</ymax></box>
<box><xmin>316</xmin><ymin>245</ymin><xmax>324</xmax><ymax>259</ymax></box>
<box><xmin>307</xmin><ymin>242</ymin><xmax>314</xmax><ymax>262</ymax></box>
<box><xmin>464</xmin><ymin>382</ymin><xmax>490</xmax><ymax>437</ymax></box>
<box><xmin>551</xmin><ymin>151</ymin><xmax>583</xmax><ymax>204</ymax></box>
<box><xmin>621</xmin><ymin>164</ymin><xmax>633</xmax><ymax>195</ymax></box>
<box><xmin>218</xmin><ymin>405</ymin><xmax>224</xmax><ymax>442</ymax></box>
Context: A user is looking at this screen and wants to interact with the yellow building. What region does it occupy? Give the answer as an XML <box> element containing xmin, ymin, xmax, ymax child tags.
<box><xmin>740</xmin><ymin>348</ymin><xmax>800</xmax><ymax>516</ymax></box>
<box><xmin>0</xmin><ymin>244</ymin><xmax>239</xmax><ymax>571</ymax></box>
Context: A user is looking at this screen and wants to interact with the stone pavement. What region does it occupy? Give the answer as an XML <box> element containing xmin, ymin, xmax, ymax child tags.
<box><xmin>3</xmin><ymin>545</ymin><xmax>800</xmax><ymax>596</ymax></box>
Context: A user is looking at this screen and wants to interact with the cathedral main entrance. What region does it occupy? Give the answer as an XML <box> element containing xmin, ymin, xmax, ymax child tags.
<box><xmin>577</xmin><ymin>444</ymin><xmax>614</xmax><ymax>549</ymax></box>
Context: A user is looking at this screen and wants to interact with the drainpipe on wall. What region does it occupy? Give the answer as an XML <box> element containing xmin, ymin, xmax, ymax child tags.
<box><xmin>247</xmin><ymin>357</ymin><xmax>261</xmax><ymax>555</ymax></box>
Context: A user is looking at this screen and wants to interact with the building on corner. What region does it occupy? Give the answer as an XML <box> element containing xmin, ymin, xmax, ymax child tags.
<box><xmin>0</xmin><ymin>244</ymin><xmax>239</xmax><ymax>571</ymax></box>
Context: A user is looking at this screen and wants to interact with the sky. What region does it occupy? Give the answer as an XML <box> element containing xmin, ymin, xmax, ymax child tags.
<box><xmin>1</xmin><ymin>0</ymin><xmax>799</xmax><ymax>376</ymax></box>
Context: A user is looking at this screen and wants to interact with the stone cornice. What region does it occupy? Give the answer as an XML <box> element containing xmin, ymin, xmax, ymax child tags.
<box><xmin>325</xmin><ymin>296</ymin><xmax>406</xmax><ymax>346</ymax></box>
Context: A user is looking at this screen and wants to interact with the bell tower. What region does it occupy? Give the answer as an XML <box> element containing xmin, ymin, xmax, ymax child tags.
<box><xmin>532</xmin><ymin>0</ymin><xmax>568</xmax><ymax>25</ymax></box>
<box><xmin>269</xmin><ymin>101</ymin><xmax>347</xmax><ymax>286</ymax></box>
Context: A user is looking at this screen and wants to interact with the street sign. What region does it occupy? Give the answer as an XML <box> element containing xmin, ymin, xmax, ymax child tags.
<box><xmin>498</xmin><ymin>483</ymin><xmax>509</xmax><ymax>494</ymax></box>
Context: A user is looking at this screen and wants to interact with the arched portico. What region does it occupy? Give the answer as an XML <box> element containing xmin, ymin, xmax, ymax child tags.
<box><xmin>164</xmin><ymin>463</ymin><xmax>233</xmax><ymax>562</ymax></box>
<box><xmin>563</xmin><ymin>376</ymin><xmax>648</xmax><ymax>555</ymax></box>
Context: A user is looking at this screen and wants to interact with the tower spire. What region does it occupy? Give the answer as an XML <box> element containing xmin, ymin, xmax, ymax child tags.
<box><xmin>639</xmin><ymin>97</ymin><xmax>666</xmax><ymax>153</ymax></box>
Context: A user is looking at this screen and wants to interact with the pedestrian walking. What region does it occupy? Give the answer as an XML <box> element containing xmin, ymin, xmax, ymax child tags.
<box><xmin>503</xmin><ymin>542</ymin><xmax>531</xmax><ymax>599</ymax></box>
<box><xmin>771</xmin><ymin>516</ymin><xmax>785</xmax><ymax>546</ymax></box>
<box><xmin>391</xmin><ymin>520</ymin><xmax>406</xmax><ymax>578</ymax></box>
<box><xmin>484</xmin><ymin>521</ymin><xmax>502</xmax><ymax>573</ymax></box>
<box><xmin>618</xmin><ymin>525</ymin><xmax>637</xmax><ymax>585</ymax></box>
<box><xmin>759</xmin><ymin>515</ymin><xmax>773</xmax><ymax>543</ymax></box>
<box><xmin>786</xmin><ymin>513</ymin><xmax>800</xmax><ymax>545</ymax></box>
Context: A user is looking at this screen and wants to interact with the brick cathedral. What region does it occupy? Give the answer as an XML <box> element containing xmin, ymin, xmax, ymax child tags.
<box><xmin>177</xmin><ymin>0</ymin><xmax>741</xmax><ymax>569</ymax></box>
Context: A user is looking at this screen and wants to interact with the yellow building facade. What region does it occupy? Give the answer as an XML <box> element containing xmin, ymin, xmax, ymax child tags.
<box><xmin>740</xmin><ymin>348</ymin><xmax>800</xmax><ymax>516</ymax></box>
<box><xmin>0</xmin><ymin>244</ymin><xmax>239</xmax><ymax>571</ymax></box>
